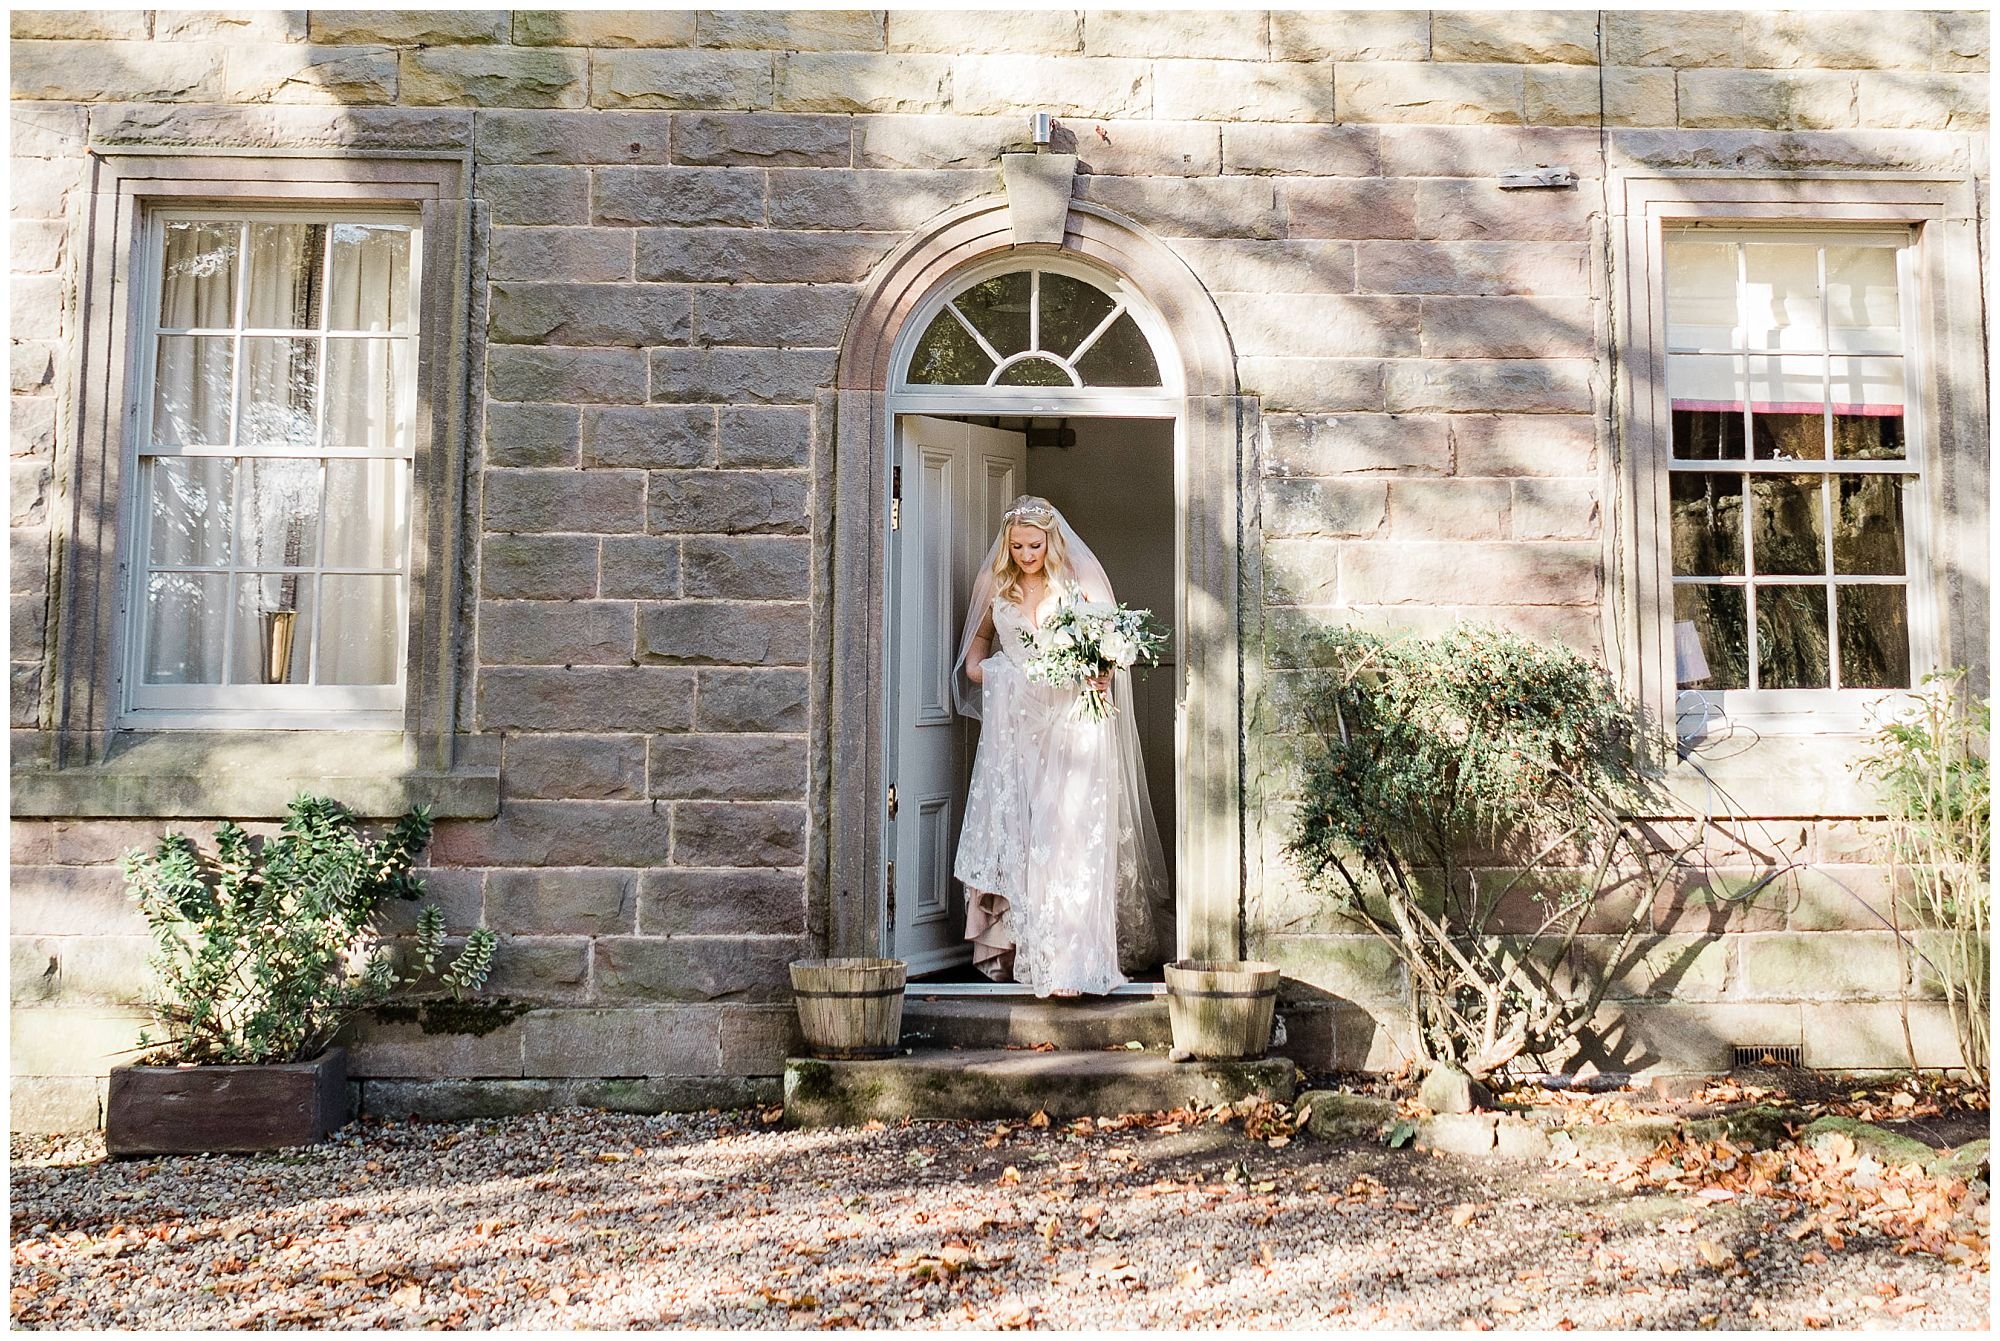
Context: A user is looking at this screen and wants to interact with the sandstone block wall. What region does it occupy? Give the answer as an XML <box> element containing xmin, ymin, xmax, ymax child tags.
<box><xmin>10</xmin><ymin>11</ymin><xmax>1989</xmax><ymax>1127</ymax></box>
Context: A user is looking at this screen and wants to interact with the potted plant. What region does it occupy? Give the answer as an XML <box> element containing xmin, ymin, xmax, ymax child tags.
<box><xmin>106</xmin><ymin>795</ymin><xmax>497</xmax><ymax>1156</ymax></box>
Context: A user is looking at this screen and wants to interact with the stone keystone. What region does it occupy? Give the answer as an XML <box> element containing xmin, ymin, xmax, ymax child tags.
<box><xmin>1002</xmin><ymin>152</ymin><xmax>1077</xmax><ymax>246</ymax></box>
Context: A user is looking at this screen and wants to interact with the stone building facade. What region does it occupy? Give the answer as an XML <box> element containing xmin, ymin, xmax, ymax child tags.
<box><xmin>9</xmin><ymin>9</ymin><xmax>1990</xmax><ymax>1129</ymax></box>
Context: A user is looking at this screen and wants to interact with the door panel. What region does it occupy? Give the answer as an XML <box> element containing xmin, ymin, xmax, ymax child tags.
<box><xmin>890</xmin><ymin>415</ymin><xmax>1027</xmax><ymax>973</ymax></box>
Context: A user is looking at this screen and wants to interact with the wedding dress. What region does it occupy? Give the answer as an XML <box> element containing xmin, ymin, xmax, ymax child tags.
<box><xmin>950</xmin><ymin>503</ymin><xmax>1170</xmax><ymax>997</ymax></box>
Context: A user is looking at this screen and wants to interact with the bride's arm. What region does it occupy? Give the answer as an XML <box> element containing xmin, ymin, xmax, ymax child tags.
<box><xmin>965</xmin><ymin>609</ymin><xmax>997</xmax><ymax>684</ymax></box>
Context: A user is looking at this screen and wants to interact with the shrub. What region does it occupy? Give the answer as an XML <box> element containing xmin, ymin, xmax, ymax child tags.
<box><xmin>1284</xmin><ymin>624</ymin><xmax>1673</xmax><ymax>1079</ymax></box>
<box><xmin>121</xmin><ymin>795</ymin><xmax>497</xmax><ymax>1065</ymax></box>
<box><xmin>1856</xmin><ymin>670</ymin><xmax>1990</xmax><ymax>1084</ymax></box>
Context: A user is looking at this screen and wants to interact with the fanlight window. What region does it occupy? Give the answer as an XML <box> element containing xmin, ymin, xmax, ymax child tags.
<box><xmin>906</xmin><ymin>268</ymin><xmax>1162</xmax><ymax>388</ymax></box>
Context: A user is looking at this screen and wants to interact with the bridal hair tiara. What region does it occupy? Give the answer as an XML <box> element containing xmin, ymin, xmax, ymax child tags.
<box><xmin>1002</xmin><ymin>496</ymin><xmax>1059</xmax><ymax>530</ymax></box>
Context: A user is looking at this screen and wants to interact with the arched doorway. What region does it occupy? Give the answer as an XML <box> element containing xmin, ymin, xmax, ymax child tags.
<box><xmin>821</xmin><ymin>196</ymin><xmax>1246</xmax><ymax>980</ymax></box>
<box><xmin>886</xmin><ymin>258</ymin><xmax>1180</xmax><ymax>982</ymax></box>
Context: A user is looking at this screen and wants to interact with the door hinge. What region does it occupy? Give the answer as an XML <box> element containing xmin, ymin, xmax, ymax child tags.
<box><xmin>885</xmin><ymin>862</ymin><xmax>896</xmax><ymax>936</ymax></box>
<box><xmin>886</xmin><ymin>783</ymin><xmax>899</xmax><ymax>819</ymax></box>
<box><xmin>890</xmin><ymin>466</ymin><xmax>902</xmax><ymax>531</ymax></box>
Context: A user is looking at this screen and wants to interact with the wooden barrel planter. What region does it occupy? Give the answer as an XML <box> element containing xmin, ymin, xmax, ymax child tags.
<box><xmin>1164</xmin><ymin>960</ymin><xmax>1281</xmax><ymax>1061</ymax></box>
<box><xmin>789</xmin><ymin>958</ymin><xmax>907</xmax><ymax>1060</ymax></box>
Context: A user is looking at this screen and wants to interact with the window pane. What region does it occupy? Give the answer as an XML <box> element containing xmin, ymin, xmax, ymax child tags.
<box><xmin>158</xmin><ymin>221</ymin><xmax>238</xmax><ymax>328</ymax></box>
<box><xmin>1670</xmin><ymin>474</ymin><xmax>1744</xmax><ymax>576</ymax></box>
<box><xmin>1742</xmin><ymin>242</ymin><xmax>1822</xmax><ymax>351</ymax></box>
<box><xmin>318</xmin><ymin>576</ymin><xmax>401</xmax><ymax>685</ymax></box>
<box><xmin>1832</xmin><ymin>475</ymin><xmax>1906</xmax><ymax>576</ymax></box>
<box><xmin>906</xmin><ymin>311</ymin><xmax>994</xmax><ymax>385</ymax></box>
<box><xmin>1750</xmin><ymin>475</ymin><xmax>1825</xmax><ymax>576</ymax></box>
<box><xmin>1674</xmin><ymin>585</ymin><xmax>1747</xmax><ymax>689</ymax></box>
<box><xmin>995</xmin><ymin>356</ymin><xmax>1074</xmax><ymax>387</ymax></box>
<box><xmin>1825</xmin><ymin>245</ymin><xmax>1902</xmax><ymax>354</ymax></box>
<box><xmin>1837</xmin><ymin>585</ymin><xmax>1911</xmax><ymax>689</ymax></box>
<box><xmin>952</xmin><ymin>273</ymin><xmax>1032</xmax><ymax>357</ymax></box>
<box><xmin>1664</xmin><ymin>239</ymin><xmax>1738</xmax><ymax>350</ymax></box>
<box><xmin>324</xmin><ymin>338</ymin><xmax>412</xmax><ymax>450</ymax></box>
<box><xmin>327</xmin><ymin>223</ymin><xmax>413</xmax><ymax>332</ymax></box>
<box><xmin>1669</xmin><ymin>408</ymin><xmax>1744</xmax><ymax>461</ymax></box>
<box><xmin>1037</xmin><ymin>272</ymin><xmax>1117</xmax><ymax>360</ymax></box>
<box><xmin>1667</xmin><ymin>354</ymin><xmax>1744</xmax><ymax>459</ymax></box>
<box><xmin>1828</xmin><ymin>355</ymin><xmax>1905</xmax><ymax>461</ymax></box>
<box><xmin>1074</xmin><ymin>312</ymin><xmax>1161</xmax><ymax>386</ymax></box>
<box><xmin>147</xmin><ymin>457</ymin><xmax>233</xmax><ymax>567</ymax></box>
<box><xmin>1749</xmin><ymin>354</ymin><xmax>1825</xmax><ymax>460</ymax></box>
<box><xmin>231</xmin><ymin>573</ymin><xmax>315</xmax><ymax>686</ymax></box>
<box><xmin>237</xmin><ymin>457</ymin><xmax>323</xmax><ymax>569</ymax></box>
<box><xmin>238</xmin><ymin>337</ymin><xmax>320</xmax><ymax>447</ymax></box>
<box><xmin>152</xmin><ymin>336</ymin><xmax>234</xmax><ymax>446</ymax></box>
<box><xmin>1757</xmin><ymin>584</ymin><xmax>1830</xmax><ymax>689</ymax></box>
<box><xmin>324</xmin><ymin>460</ymin><xmax>407</xmax><ymax>569</ymax></box>
<box><xmin>143</xmin><ymin>571</ymin><xmax>227</xmax><ymax>684</ymax></box>
<box><xmin>244</xmin><ymin>221</ymin><xmax>326</xmax><ymax>330</ymax></box>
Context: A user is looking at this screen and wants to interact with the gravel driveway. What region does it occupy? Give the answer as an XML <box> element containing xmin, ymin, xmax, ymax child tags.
<box><xmin>11</xmin><ymin>1107</ymin><xmax>1989</xmax><ymax>1330</ymax></box>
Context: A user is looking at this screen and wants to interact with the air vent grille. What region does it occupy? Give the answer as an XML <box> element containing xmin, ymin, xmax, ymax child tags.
<box><xmin>1731</xmin><ymin>1044</ymin><xmax>1803</xmax><ymax>1069</ymax></box>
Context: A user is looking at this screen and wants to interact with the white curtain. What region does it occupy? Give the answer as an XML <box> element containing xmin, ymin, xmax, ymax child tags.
<box><xmin>145</xmin><ymin>218</ymin><xmax>410</xmax><ymax>691</ymax></box>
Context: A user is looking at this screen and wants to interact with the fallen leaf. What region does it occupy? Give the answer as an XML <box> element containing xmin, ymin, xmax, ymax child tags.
<box><xmin>1493</xmin><ymin>1296</ymin><xmax>1526</xmax><ymax>1315</ymax></box>
<box><xmin>1452</xmin><ymin>1204</ymin><xmax>1480</xmax><ymax>1228</ymax></box>
<box><xmin>1694</xmin><ymin>1240</ymin><xmax>1732</xmax><ymax>1269</ymax></box>
<box><xmin>548</xmin><ymin>1285</ymin><xmax>571</xmax><ymax>1307</ymax></box>
<box><xmin>1029</xmin><ymin>1108</ymin><xmax>1051</xmax><ymax>1128</ymax></box>
<box><xmin>389</xmin><ymin>1284</ymin><xmax>422</xmax><ymax>1309</ymax></box>
<box><xmin>999</xmin><ymin>1166</ymin><xmax>1022</xmax><ymax>1185</ymax></box>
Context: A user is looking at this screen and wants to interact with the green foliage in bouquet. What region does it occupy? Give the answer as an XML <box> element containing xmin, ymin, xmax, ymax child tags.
<box><xmin>120</xmin><ymin>794</ymin><xmax>497</xmax><ymax>1065</ymax></box>
<box><xmin>1285</xmin><ymin>624</ymin><xmax>1676</xmax><ymax>1079</ymax></box>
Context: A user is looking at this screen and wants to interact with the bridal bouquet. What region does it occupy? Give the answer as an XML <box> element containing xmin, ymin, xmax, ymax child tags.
<box><xmin>1021</xmin><ymin>599</ymin><xmax>1170</xmax><ymax>721</ymax></box>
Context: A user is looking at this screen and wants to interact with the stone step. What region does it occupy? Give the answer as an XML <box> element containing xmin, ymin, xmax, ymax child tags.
<box><xmin>782</xmin><ymin>1048</ymin><xmax>1296</xmax><ymax>1127</ymax></box>
<box><xmin>899</xmin><ymin>995</ymin><xmax>1173</xmax><ymax>1051</ymax></box>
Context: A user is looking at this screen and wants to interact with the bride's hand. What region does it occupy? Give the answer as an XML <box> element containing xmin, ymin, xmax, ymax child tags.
<box><xmin>1087</xmin><ymin>672</ymin><xmax>1111</xmax><ymax>698</ymax></box>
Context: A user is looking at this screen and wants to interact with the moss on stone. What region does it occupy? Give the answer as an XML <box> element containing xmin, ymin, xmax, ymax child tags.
<box><xmin>1683</xmin><ymin>1103</ymin><xmax>1796</xmax><ymax>1150</ymax></box>
<box><xmin>1927</xmin><ymin>1139</ymin><xmax>1989</xmax><ymax>1183</ymax></box>
<box><xmin>1801</xmin><ymin>1115</ymin><xmax>1936</xmax><ymax>1170</ymax></box>
<box><xmin>371</xmin><ymin>997</ymin><xmax>530</xmax><ymax>1038</ymax></box>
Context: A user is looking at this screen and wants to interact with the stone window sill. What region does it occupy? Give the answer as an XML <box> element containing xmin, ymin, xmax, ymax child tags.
<box><xmin>11</xmin><ymin>732</ymin><xmax>499</xmax><ymax>819</ymax></box>
<box><xmin>1660</xmin><ymin>731</ymin><xmax>1885</xmax><ymax>819</ymax></box>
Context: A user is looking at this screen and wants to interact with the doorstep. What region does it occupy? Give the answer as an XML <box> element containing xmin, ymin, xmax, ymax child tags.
<box><xmin>900</xmin><ymin>995</ymin><xmax>1173</xmax><ymax>1051</ymax></box>
<box><xmin>781</xmin><ymin>1048</ymin><xmax>1296</xmax><ymax>1128</ymax></box>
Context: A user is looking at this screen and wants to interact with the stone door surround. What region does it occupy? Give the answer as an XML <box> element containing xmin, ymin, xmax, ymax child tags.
<box><xmin>821</xmin><ymin>189</ymin><xmax>1249</xmax><ymax>965</ymax></box>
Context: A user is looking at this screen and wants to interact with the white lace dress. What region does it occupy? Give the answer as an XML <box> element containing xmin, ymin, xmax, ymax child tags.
<box><xmin>953</xmin><ymin>587</ymin><xmax>1156</xmax><ymax>996</ymax></box>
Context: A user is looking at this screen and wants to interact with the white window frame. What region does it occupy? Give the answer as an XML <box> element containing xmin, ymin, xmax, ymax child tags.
<box><xmin>122</xmin><ymin>205</ymin><xmax>422</xmax><ymax>729</ymax></box>
<box><xmin>1614</xmin><ymin>175</ymin><xmax>1983</xmax><ymax>750</ymax></box>
<box><xmin>1660</xmin><ymin>223</ymin><xmax>1935</xmax><ymax>737</ymax></box>
<box><xmin>890</xmin><ymin>255</ymin><xmax>1183</xmax><ymax>418</ymax></box>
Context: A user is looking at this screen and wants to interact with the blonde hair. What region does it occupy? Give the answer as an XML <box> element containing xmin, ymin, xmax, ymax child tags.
<box><xmin>990</xmin><ymin>497</ymin><xmax>1071</xmax><ymax>608</ymax></box>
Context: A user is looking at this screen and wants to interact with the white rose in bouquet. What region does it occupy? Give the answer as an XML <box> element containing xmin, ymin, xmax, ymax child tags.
<box><xmin>1019</xmin><ymin>597</ymin><xmax>1171</xmax><ymax>721</ymax></box>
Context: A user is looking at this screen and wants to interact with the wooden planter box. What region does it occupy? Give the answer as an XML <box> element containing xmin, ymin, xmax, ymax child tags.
<box><xmin>105</xmin><ymin>1047</ymin><xmax>350</xmax><ymax>1157</ymax></box>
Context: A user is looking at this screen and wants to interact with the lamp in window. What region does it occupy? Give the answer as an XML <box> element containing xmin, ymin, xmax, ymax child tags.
<box><xmin>254</xmin><ymin>462</ymin><xmax>318</xmax><ymax>685</ymax></box>
<box><xmin>1673</xmin><ymin>620</ymin><xmax>1711</xmax><ymax>687</ymax></box>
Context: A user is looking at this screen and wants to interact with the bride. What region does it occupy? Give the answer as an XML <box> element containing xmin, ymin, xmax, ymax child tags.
<box><xmin>951</xmin><ymin>496</ymin><xmax>1170</xmax><ymax>997</ymax></box>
